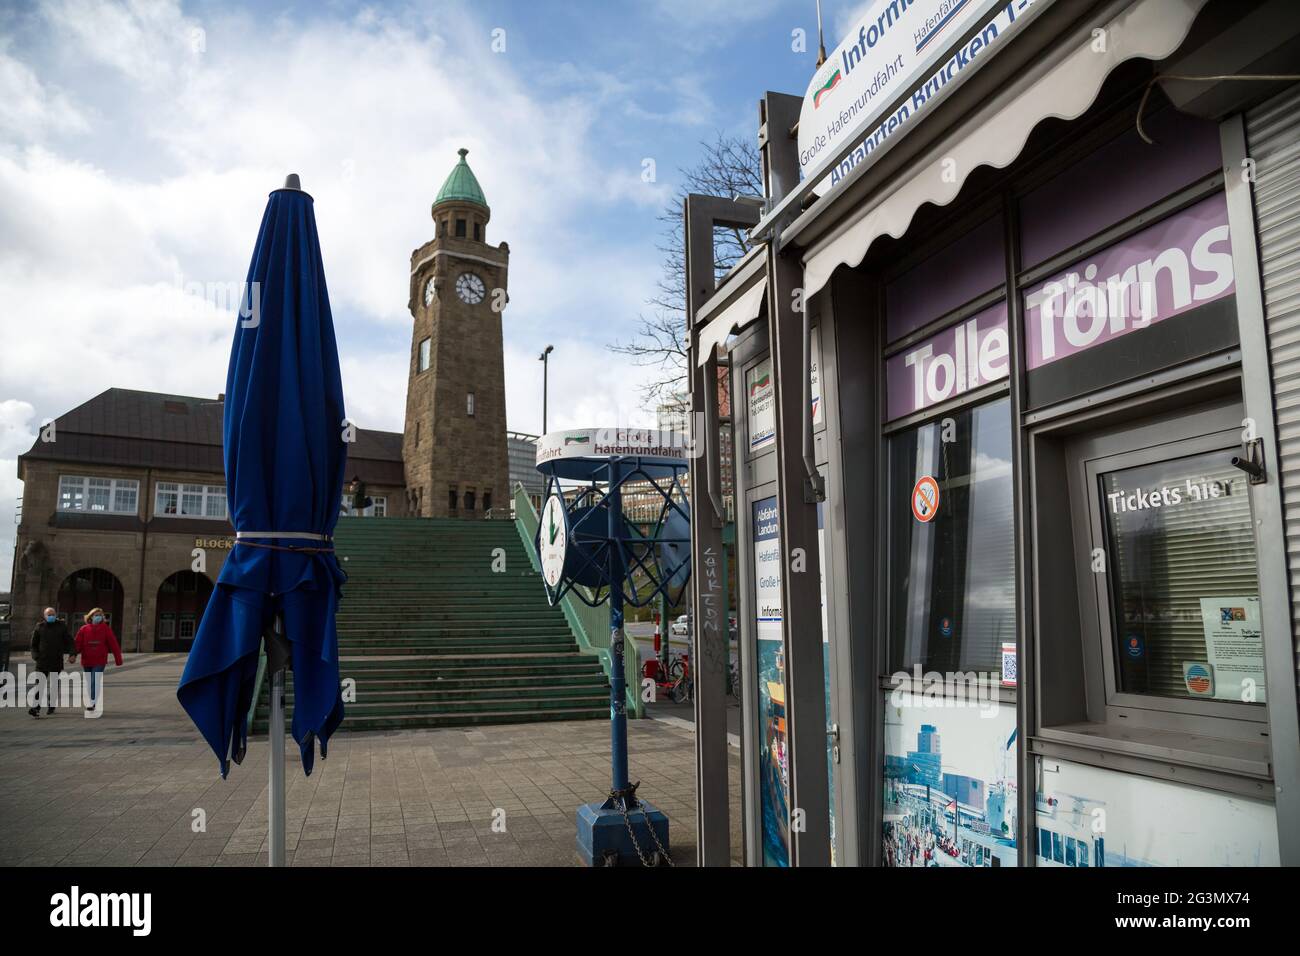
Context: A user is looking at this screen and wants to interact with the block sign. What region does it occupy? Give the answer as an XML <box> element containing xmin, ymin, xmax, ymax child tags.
<box><xmin>1022</xmin><ymin>192</ymin><xmax>1234</xmax><ymax>370</ymax></box>
<box><xmin>885</xmin><ymin>300</ymin><xmax>1008</xmax><ymax>421</ymax></box>
<box><xmin>911</xmin><ymin>475</ymin><xmax>940</xmax><ymax>522</ymax></box>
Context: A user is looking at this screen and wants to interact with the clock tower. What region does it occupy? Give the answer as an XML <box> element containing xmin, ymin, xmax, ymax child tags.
<box><xmin>403</xmin><ymin>148</ymin><xmax>510</xmax><ymax>517</ymax></box>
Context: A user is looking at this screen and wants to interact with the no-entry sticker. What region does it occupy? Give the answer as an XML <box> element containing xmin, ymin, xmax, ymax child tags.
<box><xmin>911</xmin><ymin>475</ymin><xmax>940</xmax><ymax>523</ymax></box>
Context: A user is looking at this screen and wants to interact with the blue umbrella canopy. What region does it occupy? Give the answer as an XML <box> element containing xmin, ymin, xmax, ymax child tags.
<box><xmin>178</xmin><ymin>181</ymin><xmax>347</xmax><ymax>778</ymax></box>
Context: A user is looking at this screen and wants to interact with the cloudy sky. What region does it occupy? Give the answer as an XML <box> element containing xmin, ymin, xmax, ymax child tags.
<box><xmin>0</xmin><ymin>0</ymin><xmax>854</xmax><ymax>586</ymax></box>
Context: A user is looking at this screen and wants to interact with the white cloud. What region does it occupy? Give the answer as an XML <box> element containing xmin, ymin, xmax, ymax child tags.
<box><xmin>0</xmin><ymin>48</ymin><xmax>89</xmax><ymax>139</ymax></box>
<box><xmin>1</xmin><ymin>0</ymin><xmax>685</xmax><ymax>591</ymax></box>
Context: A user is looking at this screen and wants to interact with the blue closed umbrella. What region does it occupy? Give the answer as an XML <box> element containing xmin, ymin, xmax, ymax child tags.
<box><xmin>178</xmin><ymin>176</ymin><xmax>347</xmax><ymax>780</ymax></box>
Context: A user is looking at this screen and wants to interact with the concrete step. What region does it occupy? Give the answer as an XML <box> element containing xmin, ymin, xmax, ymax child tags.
<box><xmin>252</xmin><ymin>706</ymin><xmax>606</xmax><ymax>734</ymax></box>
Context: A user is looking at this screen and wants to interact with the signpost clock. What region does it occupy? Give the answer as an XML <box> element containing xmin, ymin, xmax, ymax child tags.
<box><xmin>402</xmin><ymin>148</ymin><xmax>511</xmax><ymax>517</ymax></box>
<box><xmin>539</xmin><ymin>493</ymin><xmax>568</xmax><ymax>588</ymax></box>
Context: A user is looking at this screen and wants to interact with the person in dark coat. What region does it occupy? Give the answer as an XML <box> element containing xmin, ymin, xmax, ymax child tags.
<box><xmin>29</xmin><ymin>607</ymin><xmax>73</xmax><ymax>717</ymax></box>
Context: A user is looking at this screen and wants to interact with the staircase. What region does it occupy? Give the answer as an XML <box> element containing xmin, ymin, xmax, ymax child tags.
<box><xmin>251</xmin><ymin>516</ymin><xmax>609</xmax><ymax>733</ymax></box>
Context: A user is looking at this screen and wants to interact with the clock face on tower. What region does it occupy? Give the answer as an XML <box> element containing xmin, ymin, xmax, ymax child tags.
<box><xmin>456</xmin><ymin>271</ymin><xmax>486</xmax><ymax>305</ymax></box>
<box><xmin>423</xmin><ymin>276</ymin><xmax>437</xmax><ymax>306</ymax></box>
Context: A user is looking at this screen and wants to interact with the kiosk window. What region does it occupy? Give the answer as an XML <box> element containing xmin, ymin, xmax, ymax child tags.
<box><xmin>887</xmin><ymin>397</ymin><xmax>1015</xmax><ymax>674</ymax></box>
<box><xmin>1099</xmin><ymin>450</ymin><xmax>1263</xmax><ymax>703</ymax></box>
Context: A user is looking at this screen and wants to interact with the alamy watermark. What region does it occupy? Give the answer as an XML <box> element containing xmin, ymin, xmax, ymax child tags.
<box><xmin>888</xmin><ymin>665</ymin><xmax>1004</xmax><ymax>717</ymax></box>
<box><xmin>1</xmin><ymin>665</ymin><xmax>104</xmax><ymax>716</ymax></box>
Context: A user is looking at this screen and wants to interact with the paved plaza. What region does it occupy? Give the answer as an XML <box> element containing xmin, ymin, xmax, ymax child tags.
<box><xmin>0</xmin><ymin>655</ymin><xmax>742</xmax><ymax>867</ymax></box>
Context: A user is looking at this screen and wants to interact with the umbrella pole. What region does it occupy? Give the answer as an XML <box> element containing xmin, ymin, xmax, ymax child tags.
<box><xmin>269</xmin><ymin>613</ymin><xmax>286</xmax><ymax>867</ymax></box>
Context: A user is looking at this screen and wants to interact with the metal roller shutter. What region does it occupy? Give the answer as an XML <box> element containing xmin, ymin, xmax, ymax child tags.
<box><xmin>1246</xmin><ymin>84</ymin><xmax>1300</xmax><ymax>685</ymax></box>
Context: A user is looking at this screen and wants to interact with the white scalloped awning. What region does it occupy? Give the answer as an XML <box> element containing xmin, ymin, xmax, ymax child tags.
<box><xmin>694</xmin><ymin>275</ymin><xmax>767</xmax><ymax>367</ymax></box>
<box><xmin>801</xmin><ymin>0</ymin><xmax>1210</xmax><ymax>298</ymax></box>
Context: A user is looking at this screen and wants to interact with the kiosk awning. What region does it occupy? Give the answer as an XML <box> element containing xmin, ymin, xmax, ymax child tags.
<box><xmin>693</xmin><ymin>256</ymin><xmax>768</xmax><ymax>367</ymax></box>
<box><xmin>801</xmin><ymin>0</ymin><xmax>1210</xmax><ymax>299</ymax></box>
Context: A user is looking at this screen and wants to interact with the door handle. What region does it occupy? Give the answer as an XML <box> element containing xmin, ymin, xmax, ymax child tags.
<box><xmin>1230</xmin><ymin>438</ymin><xmax>1265</xmax><ymax>485</ymax></box>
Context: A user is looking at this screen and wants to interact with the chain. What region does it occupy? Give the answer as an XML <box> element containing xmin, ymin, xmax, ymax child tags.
<box><xmin>609</xmin><ymin>782</ymin><xmax>674</xmax><ymax>867</ymax></box>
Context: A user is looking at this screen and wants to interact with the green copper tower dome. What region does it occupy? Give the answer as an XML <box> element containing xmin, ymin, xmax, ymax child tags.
<box><xmin>434</xmin><ymin>147</ymin><xmax>487</xmax><ymax>208</ymax></box>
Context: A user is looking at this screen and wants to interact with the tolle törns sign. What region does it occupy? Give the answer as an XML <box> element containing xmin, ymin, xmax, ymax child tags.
<box><xmin>1023</xmin><ymin>193</ymin><xmax>1235</xmax><ymax>370</ymax></box>
<box><xmin>886</xmin><ymin>300</ymin><xmax>1008</xmax><ymax>419</ymax></box>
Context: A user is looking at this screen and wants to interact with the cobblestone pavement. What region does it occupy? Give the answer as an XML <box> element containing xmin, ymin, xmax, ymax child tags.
<box><xmin>0</xmin><ymin>655</ymin><xmax>742</xmax><ymax>867</ymax></box>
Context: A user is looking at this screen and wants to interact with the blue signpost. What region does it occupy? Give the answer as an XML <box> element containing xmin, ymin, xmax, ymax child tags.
<box><xmin>534</xmin><ymin>428</ymin><xmax>691</xmax><ymax>866</ymax></box>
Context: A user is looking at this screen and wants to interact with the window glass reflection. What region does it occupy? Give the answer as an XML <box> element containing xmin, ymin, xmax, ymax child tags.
<box><xmin>887</xmin><ymin>398</ymin><xmax>1016</xmax><ymax>674</ymax></box>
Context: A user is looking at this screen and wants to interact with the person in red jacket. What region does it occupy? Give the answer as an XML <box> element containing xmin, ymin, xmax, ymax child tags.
<box><xmin>71</xmin><ymin>607</ymin><xmax>122</xmax><ymax>709</ymax></box>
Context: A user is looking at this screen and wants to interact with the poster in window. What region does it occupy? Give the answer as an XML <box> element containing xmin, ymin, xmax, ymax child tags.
<box><xmin>1198</xmin><ymin>596</ymin><xmax>1265</xmax><ymax>703</ymax></box>
<box><xmin>810</xmin><ymin>326</ymin><xmax>823</xmax><ymax>428</ymax></box>
<box><xmin>747</xmin><ymin>359</ymin><xmax>775</xmax><ymax>452</ymax></box>
<box><xmin>817</xmin><ymin>497</ymin><xmax>834</xmax><ymax>864</ymax></box>
<box><xmin>883</xmin><ymin>691</ymin><xmax>1018</xmax><ymax>867</ymax></box>
<box><xmin>1036</xmin><ymin>758</ymin><xmax>1279</xmax><ymax>866</ymax></box>
<box><xmin>752</xmin><ymin>496</ymin><xmax>787</xmax><ymax>866</ymax></box>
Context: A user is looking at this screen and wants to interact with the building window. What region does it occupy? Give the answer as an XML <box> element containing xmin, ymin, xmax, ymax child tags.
<box><xmin>58</xmin><ymin>476</ymin><xmax>139</xmax><ymax>515</ymax></box>
<box><xmin>483</xmin><ymin>491</ymin><xmax>492</xmax><ymax>513</ymax></box>
<box><xmin>159</xmin><ymin>614</ymin><xmax>176</xmax><ymax>641</ymax></box>
<box><xmin>179</xmin><ymin>614</ymin><xmax>197</xmax><ymax>640</ymax></box>
<box><xmin>1099</xmin><ymin>449</ymin><xmax>1261</xmax><ymax>703</ymax></box>
<box><xmin>418</xmin><ymin>337</ymin><xmax>431</xmax><ymax>372</ymax></box>
<box><xmin>448</xmin><ymin>485</ymin><xmax>459</xmax><ymax>511</ymax></box>
<box><xmin>886</xmin><ymin>397</ymin><xmax>1015</xmax><ymax>674</ymax></box>
<box><xmin>156</xmin><ymin>482</ymin><xmax>226</xmax><ymax>519</ymax></box>
<box><xmin>466</xmin><ymin>392</ymin><xmax>475</xmax><ymax>416</ymax></box>
<box><xmin>473</xmin><ymin>222</ymin><xmax>482</xmax><ymax>241</ymax></box>
<box><xmin>415</xmin><ymin>420</ymin><xmax>421</xmax><ymax>446</ymax></box>
<box><xmin>464</xmin><ymin>488</ymin><xmax>476</xmax><ymax>511</ymax></box>
<box><xmin>455</xmin><ymin>218</ymin><xmax>467</xmax><ymax>238</ymax></box>
<box><xmin>339</xmin><ymin>493</ymin><xmax>387</xmax><ymax>517</ymax></box>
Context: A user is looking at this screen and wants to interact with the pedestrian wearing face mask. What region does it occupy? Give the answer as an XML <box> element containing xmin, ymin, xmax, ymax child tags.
<box><xmin>29</xmin><ymin>607</ymin><xmax>74</xmax><ymax>717</ymax></box>
<box><xmin>71</xmin><ymin>608</ymin><xmax>122</xmax><ymax>710</ymax></box>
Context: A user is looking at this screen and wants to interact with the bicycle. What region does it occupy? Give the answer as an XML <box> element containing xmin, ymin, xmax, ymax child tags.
<box><xmin>667</xmin><ymin>651</ymin><xmax>692</xmax><ymax>703</ymax></box>
<box><xmin>726</xmin><ymin>657</ymin><xmax>742</xmax><ymax>700</ymax></box>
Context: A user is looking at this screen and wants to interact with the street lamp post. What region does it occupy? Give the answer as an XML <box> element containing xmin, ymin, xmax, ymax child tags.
<box><xmin>539</xmin><ymin>344</ymin><xmax>554</xmax><ymax>433</ymax></box>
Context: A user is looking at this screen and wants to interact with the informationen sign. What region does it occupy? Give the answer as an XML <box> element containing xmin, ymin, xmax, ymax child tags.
<box><xmin>797</xmin><ymin>0</ymin><xmax>1034</xmax><ymax>196</ymax></box>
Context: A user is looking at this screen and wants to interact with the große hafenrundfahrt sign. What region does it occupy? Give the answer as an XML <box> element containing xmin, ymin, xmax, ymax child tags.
<box><xmin>534</xmin><ymin>427</ymin><xmax>691</xmax><ymax>474</ymax></box>
<box><xmin>797</xmin><ymin>0</ymin><xmax>1037</xmax><ymax>196</ymax></box>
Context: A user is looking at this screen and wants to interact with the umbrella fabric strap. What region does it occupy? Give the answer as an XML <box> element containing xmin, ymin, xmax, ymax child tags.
<box><xmin>235</xmin><ymin>531</ymin><xmax>334</xmax><ymax>553</ymax></box>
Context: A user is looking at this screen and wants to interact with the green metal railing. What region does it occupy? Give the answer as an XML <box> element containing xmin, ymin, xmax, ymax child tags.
<box><xmin>514</xmin><ymin>484</ymin><xmax>643</xmax><ymax>719</ymax></box>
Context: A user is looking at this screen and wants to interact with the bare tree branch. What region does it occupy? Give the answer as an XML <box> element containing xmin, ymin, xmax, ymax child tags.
<box><xmin>608</xmin><ymin>133</ymin><xmax>762</xmax><ymax>411</ymax></box>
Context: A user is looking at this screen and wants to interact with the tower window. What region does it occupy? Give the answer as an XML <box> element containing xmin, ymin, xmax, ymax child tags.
<box><xmin>448</xmin><ymin>485</ymin><xmax>458</xmax><ymax>512</ymax></box>
<box><xmin>414</xmin><ymin>420</ymin><xmax>420</xmax><ymax>446</ymax></box>
<box><xmin>473</xmin><ymin>222</ymin><xmax>482</xmax><ymax>241</ymax></box>
<box><xmin>418</xmin><ymin>337</ymin><xmax>431</xmax><ymax>372</ymax></box>
<box><xmin>455</xmin><ymin>218</ymin><xmax>467</xmax><ymax>238</ymax></box>
<box><xmin>464</xmin><ymin>488</ymin><xmax>476</xmax><ymax>511</ymax></box>
<box><xmin>466</xmin><ymin>391</ymin><xmax>475</xmax><ymax>416</ymax></box>
<box><xmin>483</xmin><ymin>491</ymin><xmax>492</xmax><ymax>513</ymax></box>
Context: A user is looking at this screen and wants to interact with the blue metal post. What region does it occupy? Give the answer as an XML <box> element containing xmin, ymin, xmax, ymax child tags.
<box><xmin>607</xmin><ymin>458</ymin><xmax>629</xmax><ymax>794</ymax></box>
